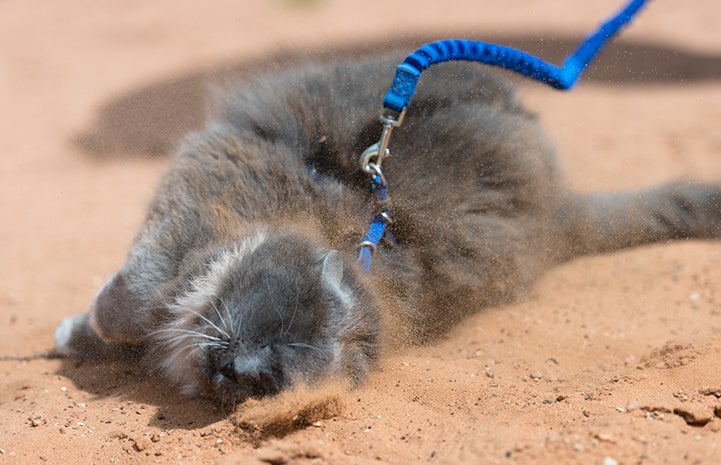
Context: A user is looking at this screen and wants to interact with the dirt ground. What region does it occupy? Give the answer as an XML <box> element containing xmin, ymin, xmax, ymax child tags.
<box><xmin>2</xmin><ymin>1</ymin><xmax>721</xmax><ymax>464</ymax></box>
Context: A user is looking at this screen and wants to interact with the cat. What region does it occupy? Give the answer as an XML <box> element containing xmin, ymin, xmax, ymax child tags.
<box><xmin>54</xmin><ymin>55</ymin><xmax>721</xmax><ymax>407</ymax></box>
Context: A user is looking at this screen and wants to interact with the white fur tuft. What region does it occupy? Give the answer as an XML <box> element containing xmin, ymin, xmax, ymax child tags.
<box><xmin>54</xmin><ymin>313</ymin><xmax>86</xmax><ymax>356</ymax></box>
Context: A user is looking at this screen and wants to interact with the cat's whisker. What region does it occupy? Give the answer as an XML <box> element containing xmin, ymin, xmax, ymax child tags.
<box><xmin>154</xmin><ymin>327</ymin><xmax>223</xmax><ymax>340</ymax></box>
<box><xmin>222</xmin><ymin>300</ymin><xmax>237</xmax><ymax>338</ymax></box>
<box><xmin>186</xmin><ymin>340</ymin><xmax>229</xmax><ymax>350</ymax></box>
<box><xmin>283</xmin><ymin>287</ymin><xmax>301</xmax><ymax>337</ymax></box>
<box><xmin>153</xmin><ymin>327</ymin><xmax>224</xmax><ymax>343</ymax></box>
<box><xmin>187</xmin><ymin>309</ymin><xmax>231</xmax><ymax>340</ymax></box>
<box><xmin>158</xmin><ymin>335</ymin><xmax>203</xmax><ymax>350</ymax></box>
<box><xmin>264</xmin><ymin>275</ymin><xmax>285</xmax><ymax>335</ymax></box>
<box><xmin>211</xmin><ymin>300</ymin><xmax>231</xmax><ymax>339</ymax></box>
<box><xmin>287</xmin><ymin>342</ymin><xmax>328</xmax><ymax>356</ymax></box>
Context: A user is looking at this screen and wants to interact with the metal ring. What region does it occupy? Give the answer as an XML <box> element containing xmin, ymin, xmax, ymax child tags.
<box><xmin>380</xmin><ymin>107</ymin><xmax>407</xmax><ymax>127</ymax></box>
<box><xmin>357</xmin><ymin>241</ymin><xmax>377</xmax><ymax>254</ymax></box>
<box><xmin>379</xmin><ymin>211</ymin><xmax>393</xmax><ymax>225</ymax></box>
<box><xmin>360</xmin><ymin>143</ymin><xmax>380</xmax><ymax>173</ymax></box>
<box><xmin>367</xmin><ymin>163</ymin><xmax>387</xmax><ymax>187</ymax></box>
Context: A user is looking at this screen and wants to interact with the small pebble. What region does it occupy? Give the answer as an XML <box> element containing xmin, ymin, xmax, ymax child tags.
<box><xmin>530</xmin><ymin>371</ymin><xmax>543</xmax><ymax>380</ymax></box>
<box><xmin>603</xmin><ymin>457</ymin><xmax>618</xmax><ymax>465</ymax></box>
<box><xmin>132</xmin><ymin>437</ymin><xmax>151</xmax><ymax>453</ymax></box>
<box><xmin>595</xmin><ymin>432</ymin><xmax>617</xmax><ymax>444</ymax></box>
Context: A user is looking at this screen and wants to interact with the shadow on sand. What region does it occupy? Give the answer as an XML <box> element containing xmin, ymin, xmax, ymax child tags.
<box><xmin>56</xmin><ymin>357</ymin><xmax>227</xmax><ymax>429</ymax></box>
<box><xmin>73</xmin><ymin>33</ymin><xmax>721</xmax><ymax>159</ymax></box>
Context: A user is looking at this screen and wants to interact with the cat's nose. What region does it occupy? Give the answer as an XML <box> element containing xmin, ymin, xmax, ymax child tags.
<box><xmin>233</xmin><ymin>370</ymin><xmax>274</xmax><ymax>397</ymax></box>
<box><xmin>232</xmin><ymin>351</ymin><xmax>276</xmax><ymax>397</ymax></box>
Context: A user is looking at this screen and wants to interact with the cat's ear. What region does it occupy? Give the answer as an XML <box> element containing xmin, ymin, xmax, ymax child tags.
<box><xmin>320</xmin><ymin>250</ymin><xmax>344</xmax><ymax>288</ymax></box>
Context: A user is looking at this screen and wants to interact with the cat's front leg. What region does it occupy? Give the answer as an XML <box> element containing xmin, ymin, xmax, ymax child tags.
<box><xmin>54</xmin><ymin>311</ymin><xmax>142</xmax><ymax>360</ymax></box>
<box><xmin>54</xmin><ymin>272</ymin><xmax>149</xmax><ymax>360</ymax></box>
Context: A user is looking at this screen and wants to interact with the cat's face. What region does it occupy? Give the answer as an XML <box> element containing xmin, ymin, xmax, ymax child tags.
<box><xmin>152</xmin><ymin>231</ymin><xmax>379</xmax><ymax>406</ymax></box>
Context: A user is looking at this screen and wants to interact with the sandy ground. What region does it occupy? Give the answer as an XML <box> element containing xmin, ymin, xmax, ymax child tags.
<box><xmin>2</xmin><ymin>1</ymin><xmax>721</xmax><ymax>464</ymax></box>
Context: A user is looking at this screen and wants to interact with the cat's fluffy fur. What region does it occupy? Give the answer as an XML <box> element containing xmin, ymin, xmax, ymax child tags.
<box><xmin>55</xmin><ymin>56</ymin><xmax>721</xmax><ymax>406</ymax></box>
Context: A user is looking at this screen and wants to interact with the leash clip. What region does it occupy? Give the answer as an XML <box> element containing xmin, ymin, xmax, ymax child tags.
<box><xmin>359</xmin><ymin>108</ymin><xmax>406</xmax><ymax>178</ymax></box>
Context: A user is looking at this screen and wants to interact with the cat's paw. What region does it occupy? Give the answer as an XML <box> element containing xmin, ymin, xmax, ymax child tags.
<box><xmin>54</xmin><ymin>313</ymin><xmax>88</xmax><ymax>356</ymax></box>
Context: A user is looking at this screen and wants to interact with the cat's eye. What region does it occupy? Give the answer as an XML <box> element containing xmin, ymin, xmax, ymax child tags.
<box><xmin>220</xmin><ymin>362</ymin><xmax>235</xmax><ymax>379</ymax></box>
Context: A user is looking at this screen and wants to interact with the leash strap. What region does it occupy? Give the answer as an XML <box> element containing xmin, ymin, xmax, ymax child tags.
<box><xmin>383</xmin><ymin>0</ymin><xmax>648</xmax><ymax>113</ymax></box>
<box><xmin>357</xmin><ymin>175</ymin><xmax>392</xmax><ymax>273</ymax></box>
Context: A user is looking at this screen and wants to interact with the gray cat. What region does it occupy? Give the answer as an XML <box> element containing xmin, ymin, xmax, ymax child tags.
<box><xmin>55</xmin><ymin>56</ymin><xmax>721</xmax><ymax>406</ymax></box>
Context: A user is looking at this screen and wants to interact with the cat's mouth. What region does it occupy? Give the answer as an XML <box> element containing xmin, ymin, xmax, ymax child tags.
<box><xmin>208</xmin><ymin>369</ymin><xmax>283</xmax><ymax>406</ymax></box>
<box><xmin>201</xmin><ymin>369</ymin><xmax>284</xmax><ymax>408</ymax></box>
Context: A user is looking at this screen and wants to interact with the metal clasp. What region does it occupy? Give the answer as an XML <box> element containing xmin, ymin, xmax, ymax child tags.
<box><xmin>359</xmin><ymin>108</ymin><xmax>406</xmax><ymax>179</ymax></box>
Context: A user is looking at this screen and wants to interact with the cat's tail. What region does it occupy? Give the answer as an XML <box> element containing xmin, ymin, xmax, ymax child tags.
<box><xmin>552</xmin><ymin>181</ymin><xmax>721</xmax><ymax>262</ymax></box>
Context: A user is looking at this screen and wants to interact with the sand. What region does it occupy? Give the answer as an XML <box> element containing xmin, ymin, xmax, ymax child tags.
<box><xmin>1</xmin><ymin>1</ymin><xmax>721</xmax><ymax>464</ymax></box>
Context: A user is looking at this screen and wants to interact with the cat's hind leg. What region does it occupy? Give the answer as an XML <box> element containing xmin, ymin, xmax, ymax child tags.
<box><xmin>552</xmin><ymin>181</ymin><xmax>721</xmax><ymax>262</ymax></box>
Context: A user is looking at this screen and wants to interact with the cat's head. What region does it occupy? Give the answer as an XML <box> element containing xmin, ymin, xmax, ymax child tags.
<box><xmin>152</xmin><ymin>230</ymin><xmax>380</xmax><ymax>406</ymax></box>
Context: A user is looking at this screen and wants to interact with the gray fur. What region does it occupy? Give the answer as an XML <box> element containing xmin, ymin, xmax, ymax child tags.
<box><xmin>55</xmin><ymin>56</ymin><xmax>721</xmax><ymax>406</ymax></box>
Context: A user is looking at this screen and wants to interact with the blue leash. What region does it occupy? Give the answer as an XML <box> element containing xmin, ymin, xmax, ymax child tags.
<box><xmin>356</xmin><ymin>175</ymin><xmax>393</xmax><ymax>273</ymax></box>
<box><xmin>356</xmin><ymin>0</ymin><xmax>649</xmax><ymax>272</ymax></box>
